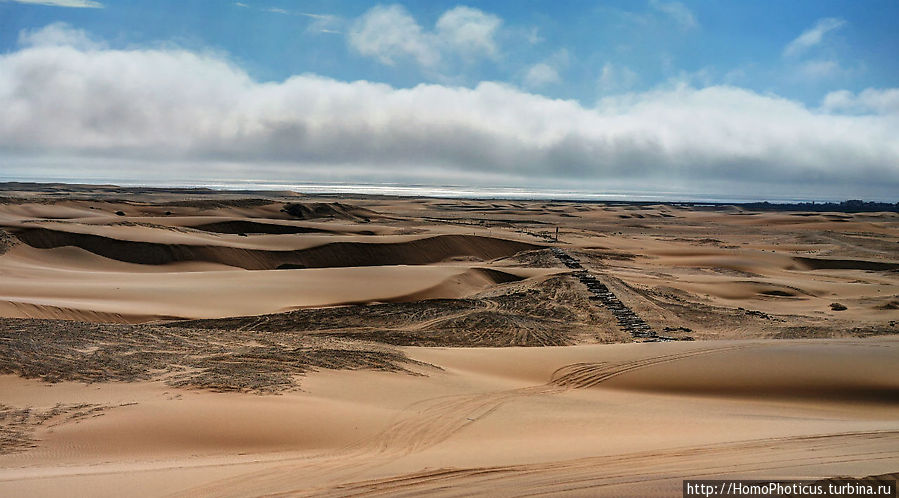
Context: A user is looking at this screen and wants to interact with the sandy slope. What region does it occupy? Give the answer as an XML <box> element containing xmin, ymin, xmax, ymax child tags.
<box><xmin>0</xmin><ymin>188</ymin><xmax>897</xmax><ymax>497</ymax></box>
<box><xmin>0</xmin><ymin>338</ymin><xmax>896</xmax><ymax>497</ymax></box>
<box><xmin>0</xmin><ymin>244</ymin><xmax>549</xmax><ymax>320</ymax></box>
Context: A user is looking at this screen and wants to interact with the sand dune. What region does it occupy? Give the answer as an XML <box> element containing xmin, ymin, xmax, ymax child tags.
<box><xmin>0</xmin><ymin>338</ymin><xmax>896</xmax><ymax>497</ymax></box>
<box><xmin>0</xmin><ymin>186</ymin><xmax>897</xmax><ymax>497</ymax></box>
<box><xmin>0</xmin><ymin>264</ymin><xmax>537</xmax><ymax>321</ymax></box>
<box><xmin>281</xmin><ymin>201</ymin><xmax>380</xmax><ymax>221</ymax></box>
<box><xmin>0</xmin><ymin>301</ymin><xmax>157</xmax><ymax>323</ymax></box>
<box><xmin>8</xmin><ymin>228</ymin><xmax>538</xmax><ymax>269</ymax></box>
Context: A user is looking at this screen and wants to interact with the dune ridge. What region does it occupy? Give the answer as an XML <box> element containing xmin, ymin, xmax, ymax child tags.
<box><xmin>281</xmin><ymin>202</ymin><xmax>379</xmax><ymax>221</ymax></box>
<box><xmin>0</xmin><ymin>265</ymin><xmax>538</xmax><ymax>322</ymax></box>
<box><xmin>10</xmin><ymin>229</ymin><xmax>539</xmax><ymax>270</ymax></box>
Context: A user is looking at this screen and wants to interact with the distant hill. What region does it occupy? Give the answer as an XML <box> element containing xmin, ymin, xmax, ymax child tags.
<box><xmin>737</xmin><ymin>200</ymin><xmax>899</xmax><ymax>213</ymax></box>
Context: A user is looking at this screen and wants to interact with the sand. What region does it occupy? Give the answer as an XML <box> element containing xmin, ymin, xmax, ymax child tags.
<box><xmin>0</xmin><ymin>184</ymin><xmax>897</xmax><ymax>496</ymax></box>
<box><xmin>0</xmin><ymin>339</ymin><xmax>896</xmax><ymax>497</ymax></box>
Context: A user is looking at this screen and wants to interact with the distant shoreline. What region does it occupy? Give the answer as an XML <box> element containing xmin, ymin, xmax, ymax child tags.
<box><xmin>1</xmin><ymin>181</ymin><xmax>897</xmax><ymax>212</ymax></box>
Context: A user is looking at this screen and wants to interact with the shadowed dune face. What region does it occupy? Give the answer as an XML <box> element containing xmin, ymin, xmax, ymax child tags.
<box><xmin>281</xmin><ymin>202</ymin><xmax>379</xmax><ymax>222</ymax></box>
<box><xmin>792</xmin><ymin>256</ymin><xmax>899</xmax><ymax>272</ymax></box>
<box><xmin>189</xmin><ymin>220</ymin><xmax>335</xmax><ymax>235</ymax></box>
<box><xmin>572</xmin><ymin>343</ymin><xmax>899</xmax><ymax>404</ymax></box>
<box><xmin>10</xmin><ymin>228</ymin><xmax>539</xmax><ymax>270</ymax></box>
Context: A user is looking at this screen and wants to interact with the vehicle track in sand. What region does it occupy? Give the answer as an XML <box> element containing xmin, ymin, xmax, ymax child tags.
<box><xmin>366</xmin><ymin>345</ymin><xmax>749</xmax><ymax>457</ymax></box>
<box><xmin>299</xmin><ymin>430</ymin><xmax>899</xmax><ymax>498</ymax></box>
<box><xmin>178</xmin><ymin>345</ymin><xmax>750</xmax><ymax>497</ymax></box>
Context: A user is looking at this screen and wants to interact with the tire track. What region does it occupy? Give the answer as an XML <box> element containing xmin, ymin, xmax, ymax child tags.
<box><xmin>178</xmin><ymin>345</ymin><xmax>747</xmax><ymax>497</ymax></box>
<box><xmin>549</xmin><ymin>346</ymin><xmax>745</xmax><ymax>389</ymax></box>
<box><xmin>299</xmin><ymin>431</ymin><xmax>899</xmax><ymax>498</ymax></box>
<box><xmin>366</xmin><ymin>345</ymin><xmax>746</xmax><ymax>457</ymax></box>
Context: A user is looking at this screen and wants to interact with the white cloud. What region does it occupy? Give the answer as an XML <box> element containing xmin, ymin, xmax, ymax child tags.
<box><xmin>17</xmin><ymin>22</ymin><xmax>104</xmax><ymax>49</ymax></box>
<box><xmin>3</xmin><ymin>0</ymin><xmax>102</xmax><ymax>7</ymax></box>
<box><xmin>348</xmin><ymin>4</ymin><xmax>501</xmax><ymax>68</ymax></box>
<box><xmin>783</xmin><ymin>18</ymin><xmax>846</xmax><ymax>58</ymax></box>
<box><xmin>436</xmin><ymin>6</ymin><xmax>501</xmax><ymax>58</ymax></box>
<box><xmin>2</xmin><ymin>24</ymin><xmax>897</xmax><ymax>198</ymax></box>
<box><xmin>228</xmin><ymin>5</ymin><xmax>342</xmax><ymax>33</ymax></box>
<box><xmin>348</xmin><ymin>4</ymin><xmax>440</xmax><ymax>67</ymax></box>
<box><xmin>649</xmin><ymin>0</ymin><xmax>698</xmax><ymax>30</ymax></box>
<box><xmin>598</xmin><ymin>63</ymin><xmax>639</xmax><ymax>93</ymax></box>
<box><xmin>524</xmin><ymin>63</ymin><xmax>560</xmax><ymax>88</ymax></box>
<box><xmin>523</xmin><ymin>50</ymin><xmax>568</xmax><ymax>89</ymax></box>
<box><xmin>822</xmin><ymin>88</ymin><xmax>899</xmax><ymax>115</ymax></box>
<box><xmin>722</xmin><ymin>67</ymin><xmax>748</xmax><ymax>85</ymax></box>
<box><xmin>796</xmin><ymin>59</ymin><xmax>841</xmax><ymax>79</ymax></box>
<box><xmin>298</xmin><ymin>12</ymin><xmax>343</xmax><ymax>34</ymax></box>
<box><xmin>299</xmin><ymin>13</ymin><xmax>342</xmax><ymax>34</ymax></box>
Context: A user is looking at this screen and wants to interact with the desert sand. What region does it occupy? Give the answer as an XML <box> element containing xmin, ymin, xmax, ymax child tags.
<box><xmin>0</xmin><ymin>183</ymin><xmax>897</xmax><ymax>497</ymax></box>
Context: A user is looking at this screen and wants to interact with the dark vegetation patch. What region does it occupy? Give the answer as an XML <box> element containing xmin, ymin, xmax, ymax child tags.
<box><xmin>492</xmin><ymin>248</ymin><xmax>565</xmax><ymax>268</ymax></box>
<box><xmin>771</xmin><ymin>325</ymin><xmax>898</xmax><ymax>339</ymax></box>
<box><xmin>0</xmin><ymin>229</ymin><xmax>16</xmax><ymax>255</ymax></box>
<box><xmin>740</xmin><ymin>200</ymin><xmax>899</xmax><ymax>213</ymax></box>
<box><xmin>579</xmin><ymin>248</ymin><xmax>637</xmax><ymax>262</ymax></box>
<box><xmin>0</xmin><ymin>319</ymin><xmax>429</xmax><ymax>394</ymax></box>
<box><xmin>666</xmin><ymin>237</ymin><xmax>728</xmax><ymax>247</ymax></box>
<box><xmin>0</xmin><ymin>403</ymin><xmax>114</xmax><ymax>454</ymax></box>
<box><xmin>164</xmin><ymin>275</ymin><xmax>611</xmax><ymax>347</ymax></box>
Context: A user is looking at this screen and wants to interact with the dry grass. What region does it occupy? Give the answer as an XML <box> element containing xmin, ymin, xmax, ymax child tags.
<box><xmin>0</xmin><ymin>319</ymin><xmax>432</xmax><ymax>394</ymax></box>
<box><xmin>0</xmin><ymin>229</ymin><xmax>15</xmax><ymax>255</ymax></box>
<box><xmin>166</xmin><ymin>275</ymin><xmax>625</xmax><ymax>347</ymax></box>
<box><xmin>0</xmin><ymin>402</ymin><xmax>113</xmax><ymax>454</ymax></box>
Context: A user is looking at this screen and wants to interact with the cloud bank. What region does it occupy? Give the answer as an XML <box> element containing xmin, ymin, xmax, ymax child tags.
<box><xmin>1</xmin><ymin>25</ymin><xmax>897</xmax><ymax>199</ymax></box>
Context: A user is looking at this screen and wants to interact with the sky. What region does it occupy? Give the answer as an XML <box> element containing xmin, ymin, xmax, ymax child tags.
<box><xmin>0</xmin><ymin>0</ymin><xmax>898</xmax><ymax>201</ymax></box>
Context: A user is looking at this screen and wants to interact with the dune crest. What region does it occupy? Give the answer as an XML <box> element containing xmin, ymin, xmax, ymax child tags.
<box><xmin>9</xmin><ymin>228</ymin><xmax>538</xmax><ymax>269</ymax></box>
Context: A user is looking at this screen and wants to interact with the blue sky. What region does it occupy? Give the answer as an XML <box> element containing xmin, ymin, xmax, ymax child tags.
<box><xmin>3</xmin><ymin>0</ymin><xmax>897</xmax><ymax>104</ymax></box>
<box><xmin>1</xmin><ymin>0</ymin><xmax>898</xmax><ymax>200</ymax></box>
